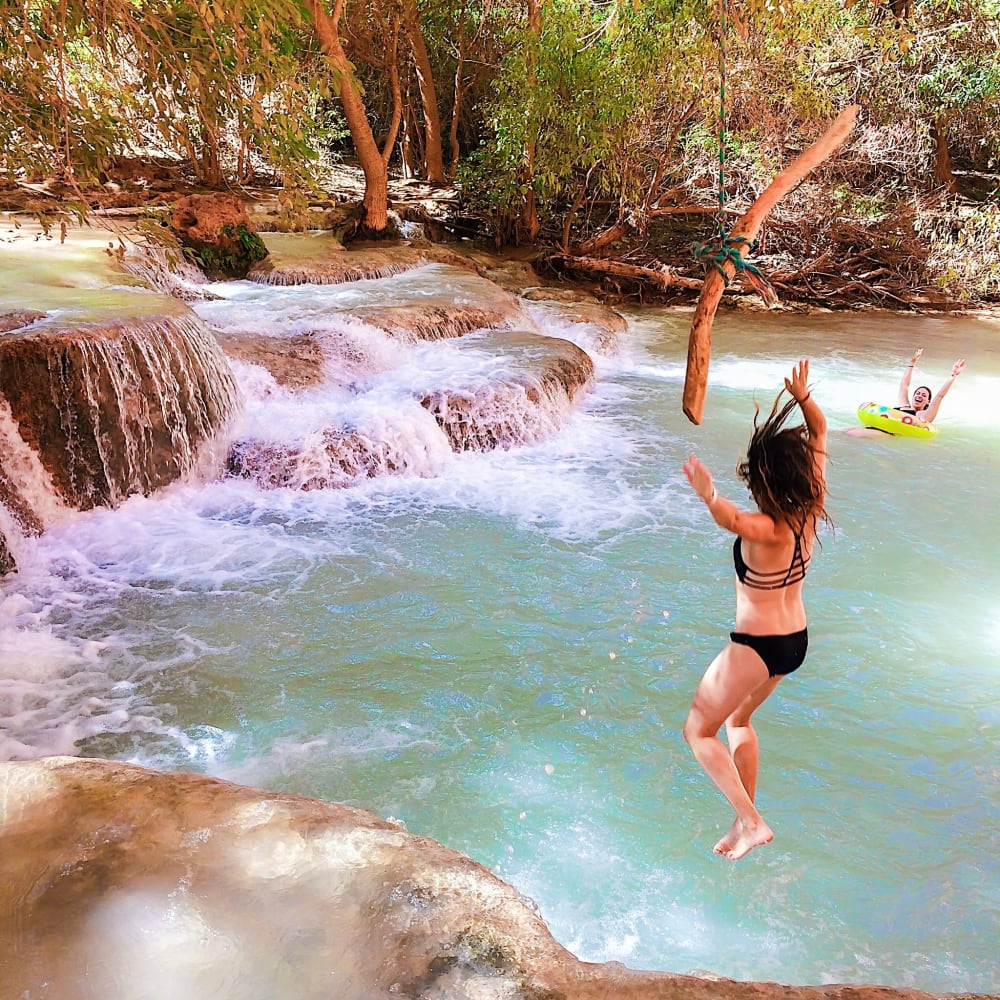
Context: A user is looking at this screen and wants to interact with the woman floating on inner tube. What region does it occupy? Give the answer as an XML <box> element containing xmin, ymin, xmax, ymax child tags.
<box><xmin>849</xmin><ymin>348</ymin><xmax>966</xmax><ymax>437</ymax></box>
<box><xmin>895</xmin><ymin>348</ymin><xmax>966</xmax><ymax>424</ymax></box>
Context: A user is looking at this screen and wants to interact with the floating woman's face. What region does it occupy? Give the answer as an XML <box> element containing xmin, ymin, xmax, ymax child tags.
<box><xmin>912</xmin><ymin>386</ymin><xmax>931</xmax><ymax>410</ymax></box>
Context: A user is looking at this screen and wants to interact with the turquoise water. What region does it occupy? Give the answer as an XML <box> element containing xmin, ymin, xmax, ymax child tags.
<box><xmin>2</xmin><ymin>289</ymin><xmax>998</xmax><ymax>992</ymax></box>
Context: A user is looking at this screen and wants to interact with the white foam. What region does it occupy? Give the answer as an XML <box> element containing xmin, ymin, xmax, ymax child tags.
<box><xmin>0</xmin><ymin>396</ymin><xmax>72</xmax><ymax>527</ymax></box>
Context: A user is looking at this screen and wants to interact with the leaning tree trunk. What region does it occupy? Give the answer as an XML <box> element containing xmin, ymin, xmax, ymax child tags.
<box><xmin>308</xmin><ymin>0</ymin><xmax>389</xmax><ymax>234</ymax></box>
<box><xmin>683</xmin><ymin>105</ymin><xmax>860</xmax><ymax>424</ymax></box>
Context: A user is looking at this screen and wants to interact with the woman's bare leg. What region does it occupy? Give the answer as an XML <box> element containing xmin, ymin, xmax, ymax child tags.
<box><xmin>683</xmin><ymin>643</ymin><xmax>777</xmax><ymax>860</ymax></box>
<box><xmin>726</xmin><ymin>673</ymin><xmax>782</xmax><ymax>800</ymax></box>
<box><xmin>715</xmin><ymin>674</ymin><xmax>782</xmax><ymax>854</ymax></box>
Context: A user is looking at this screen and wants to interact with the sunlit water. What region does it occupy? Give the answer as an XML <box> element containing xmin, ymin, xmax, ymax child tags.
<box><xmin>2</xmin><ymin>267</ymin><xmax>998</xmax><ymax>993</ymax></box>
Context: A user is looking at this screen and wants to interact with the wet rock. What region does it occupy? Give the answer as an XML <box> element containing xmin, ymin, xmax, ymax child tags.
<box><xmin>0</xmin><ymin>466</ymin><xmax>44</xmax><ymax>537</ymax></box>
<box><xmin>2</xmin><ymin>758</ymin><xmax>994</xmax><ymax>1000</ymax></box>
<box><xmin>228</xmin><ymin>429</ymin><xmax>413</xmax><ymax>491</ymax></box>
<box><xmin>521</xmin><ymin>287</ymin><xmax>597</xmax><ymax>303</ymax></box>
<box><xmin>119</xmin><ymin>243</ymin><xmax>220</xmax><ymax>302</ymax></box>
<box><xmin>351</xmin><ymin>302</ymin><xmax>525</xmax><ymax>342</ymax></box>
<box><xmin>214</xmin><ymin>332</ymin><xmax>327</xmax><ymax>390</ymax></box>
<box><xmin>226</xmin><ymin>332</ymin><xmax>594</xmax><ymax>491</ymax></box>
<box><xmin>521</xmin><ymin>295</ymin><xmax>630</xmax><ymax>355</ymax></box>
<box><xmin>0</xmin><ymin>310</ymin><xmax>46</xmax><ymax>334</ymax></box>
<box><xmin>0</xmin><ymin>531</ymin><xmax>14</xmax><ymax>576</ymax></box>
<box><xmin>422</xmin><ymin>332</ymin><xmax>596</xmax><ymax>452</ymax></box>
<box><xmin>171</xmin><ymin>193</ymin><xmax>268</xmax><ymax>279</ymax></box>
<box><xmin>0</xmin><ymin>312</ymin><xmax>241</xmax><ymax>509</ymax></box>
<box><xmin>247</xmin><ymin>238</ymin><xmax>474</xmax><ymax>286</ymax></box>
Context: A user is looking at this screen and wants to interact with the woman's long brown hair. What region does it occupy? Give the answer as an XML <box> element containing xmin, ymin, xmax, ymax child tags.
<box><xmin>737</xmin><ymin>391</ymin><xmax>831</xmax><ymax>536</ymax></box>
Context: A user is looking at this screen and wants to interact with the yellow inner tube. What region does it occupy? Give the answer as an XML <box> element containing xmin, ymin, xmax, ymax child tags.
<box><xmin>857</xmin><ymin>402</ymin><xmax>937</xmax><ymax>438</ymax></box>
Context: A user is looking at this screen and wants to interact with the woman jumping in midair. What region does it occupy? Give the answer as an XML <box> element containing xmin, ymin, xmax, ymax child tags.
<box><xmin>682</xmin><ymin>359</ymin><xmax>829</xmax><ymax>861</ymax></box>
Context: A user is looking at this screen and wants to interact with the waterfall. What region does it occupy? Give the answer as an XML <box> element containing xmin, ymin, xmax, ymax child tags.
<box><xmin>421</xmin><ymin>333</ymin><xmax>595</xmax><ymax>452</ymax></box>
<box><xmin>0</xmin><ymin>312</ymin><xmax>242</xmax><ymax>514</ymax></box>
<box><xmin>0</xmin><ymin>396</ymin><xmax>66</xmax><ymax>530</ymax></box>
<box><xmin>223</xmin><ymin>329</ymin><xmax>595</xmax><ymax>492</ymax></box>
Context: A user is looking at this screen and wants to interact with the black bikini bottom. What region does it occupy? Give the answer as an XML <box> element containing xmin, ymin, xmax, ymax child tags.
<box><xmin>729</xmin><ymin>628</ymin><xmax>808</xmax><ymax>677</ymax></box>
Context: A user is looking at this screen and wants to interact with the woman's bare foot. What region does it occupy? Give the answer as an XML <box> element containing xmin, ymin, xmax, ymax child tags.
<box><xmin>713</xmin><ymin>819</ymin><xmax>741</xmax><ymax>856</ymax></box>
<box><xmin>717</xmin><ymin>818</ymin><xmax>773</xmax><ymax>861</ymax></box>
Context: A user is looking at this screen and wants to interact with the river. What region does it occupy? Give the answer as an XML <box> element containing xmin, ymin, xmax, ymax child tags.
<box><xmin>1</xmin><ymin>264</ymin><xmax>998</xmax><ymax>993</ymax></box>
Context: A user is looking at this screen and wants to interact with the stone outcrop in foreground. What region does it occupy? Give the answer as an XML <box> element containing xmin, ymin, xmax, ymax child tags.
<box><xmin>2</xmin><ymin>758</ymin><xmax>994</xmax><ymax>1000</ymax></box>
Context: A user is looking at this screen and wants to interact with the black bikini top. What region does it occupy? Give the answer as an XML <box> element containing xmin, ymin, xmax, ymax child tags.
<box><xmin>733</xmin><ymin>534</ymin><xmax>810</xmax><ymax>590</ymax></box>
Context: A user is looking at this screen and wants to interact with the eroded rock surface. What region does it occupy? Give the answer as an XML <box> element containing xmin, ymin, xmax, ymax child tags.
<box><xmin>0</xmin><ymin>309</ymin><xmax>46</xmax><ymax>333</ymax></box>
<box><xmin>171</xmin><ymin>192</ymin><xmax>268</xmax><ymax>279</ymax></box>
<box><xmin>0</xmin><ymin>311</ymin><xmax>241</xmax><ymax>509</ymax></box>
<box><xmin>421</xmin><ymin>332</ymin><xmax>595</xmax><ymax>452</ymax></box>
<box><xmin>2</xmin><ymin>758</ymin><xmax>994</xmax><ymax>1000</ymax></box>
<box><xmin>226</xmin><ymin>332</ymin><xmax>593</xmax><ymax>492</ymax></box>
<box><xmin>247</xmin><ymin>237</ymin><xmax>473</xmax><ymax>286</ymax></box>
<box><xmin>0</xmin><ymin>531</ymin><xmax>13</xmax><ymax>576</ymax></box>
<box><xmin>214</xmin><ymin>331</ymin><xmax>327</xmax><ymax>390</ymax></box>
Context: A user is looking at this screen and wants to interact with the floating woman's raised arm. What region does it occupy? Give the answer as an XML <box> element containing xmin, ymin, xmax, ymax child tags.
<box><xmin>897</xmin><ymin>348</ymin><xmax>922</xmax><ymax>407</ymax></box>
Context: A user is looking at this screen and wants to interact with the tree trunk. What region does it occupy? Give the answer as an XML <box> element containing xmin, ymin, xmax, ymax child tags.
<box><xmin>683</xmin><ymin>105</ymin><xmax>860</xmax><ymax>424</ymax></box>
<box><xmin>401</xmin><ymin>0</ymin><xmax>446</xmax><ymax>183</ymax></box>
<box><xmin>931</xmin><ymin>117</ymin><xmax>956</xmax><ymax>193</ymax></box>
<box><xmin>308</xmin><ymin>0</ymin><xmax>389</xmax><ymax>234</ymax></box>
<box><xmin>548</xmin><ymin>253</ymin><xmax>705</xmax><ymax>291</ymax></box>
<box><xmin>521</xmin><ymin>0</ymin><xmax>543</xmax><ymax>243</ymax></box>
<box><xmin>448</xmin><ymin>2</ymin><xmax>470</xmax><ymax>182</ymax></box>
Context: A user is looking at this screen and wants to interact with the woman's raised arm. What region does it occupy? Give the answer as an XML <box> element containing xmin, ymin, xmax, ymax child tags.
<box><xmin>897</xmin><ymin>348</ymin><xmax>922</xmax><ymax>407</ymax></box>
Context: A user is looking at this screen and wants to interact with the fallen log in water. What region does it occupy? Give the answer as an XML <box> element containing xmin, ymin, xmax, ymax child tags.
<box><xmin>545</xmin><ymin>252</ymin><xmax>705</xmax><ymax>292</ymax></box>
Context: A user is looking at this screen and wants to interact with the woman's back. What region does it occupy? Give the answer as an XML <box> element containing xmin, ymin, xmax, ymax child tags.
<box><xmin>733</xmin><ymin>526</ymin><xmax>813</xmax><ymax>633</ymax></box>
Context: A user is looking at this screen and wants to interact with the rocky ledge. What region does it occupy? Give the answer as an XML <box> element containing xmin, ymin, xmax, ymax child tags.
<box><xmin>3</xmin><ymin>758</ymin><xmax>995</xmax><ymax>1000</ymax></box>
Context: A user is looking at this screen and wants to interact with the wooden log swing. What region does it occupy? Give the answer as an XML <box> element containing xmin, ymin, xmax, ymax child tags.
<box><xmin>682</xmin><ymin>104</ymin><xmax>860</xmax><ymax>424</ymax></box>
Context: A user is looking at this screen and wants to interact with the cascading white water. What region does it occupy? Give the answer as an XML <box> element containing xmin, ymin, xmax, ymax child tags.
<box><xmin>0</xmin><ymin>394</ymin><xmax>69</xmax><ymax>529</ymax></box>
<box><xmin>0</xmin><ymin>313</ymin><xmax>242</xmax><ymax>512</ymax></box>
<box><xmin>208</xmin><ymin>265</ymin><xmax>596</xmax><ymax>491</ymax></box>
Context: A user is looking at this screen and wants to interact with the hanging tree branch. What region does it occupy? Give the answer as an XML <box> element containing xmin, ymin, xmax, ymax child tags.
<box><xmin>682</xmin><ymin>104</ymin><xmax>860</xmax><ymax>425</ymax></box>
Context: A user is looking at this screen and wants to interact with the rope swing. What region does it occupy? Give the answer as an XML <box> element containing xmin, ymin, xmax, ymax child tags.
<box><xmin>691</xmin><ymin>0</ymin><xmax>779</xmax><ymax>309</ymax></box>
<box><xmin>681</xmin><ymin>0</ymin><xmax>860</xmax><ymax>424</ymax></box>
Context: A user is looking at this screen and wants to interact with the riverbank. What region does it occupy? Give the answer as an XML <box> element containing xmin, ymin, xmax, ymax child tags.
<box><xmin>3</xmin><ymin>159</ymin><xmax>998</xmax><ymax>317</ymax></box>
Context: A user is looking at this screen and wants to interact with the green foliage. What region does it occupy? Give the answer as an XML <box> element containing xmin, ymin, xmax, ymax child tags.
<box><xmin>847</xmin><ymin>0</ymin><xmax>1000</xmax><ymax>171</ymax></box>
<box><xmin>463</xmin><ymin>0</ymin><xmax>712</xmax><ymax>242</ymax></box>
<box><xmin>0</xmin><ymin>0</ymin><xmax>337</xmax><ymax>188</ymax></box>
<box><xmin>1</xmin><ymin>0</ymin><xmax>998</xmax><ymax>306</ymax></box>
<box><xmin>183</xmin><ymin>222</ymin><xmax>268</xmax><ymax>279</ymax></box>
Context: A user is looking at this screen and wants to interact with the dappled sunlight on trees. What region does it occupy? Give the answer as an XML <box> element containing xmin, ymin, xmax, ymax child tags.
<box><xmin>0</xmin><ymin>0</ymin><xmax>996</xmax><ymax>298</ymax></box>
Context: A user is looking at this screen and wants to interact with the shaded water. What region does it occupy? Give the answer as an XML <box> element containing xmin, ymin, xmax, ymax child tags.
<box><xmin>1</xmin><ymin>270</ymin><xmax>998</xmax><ymax>992</ymax></box>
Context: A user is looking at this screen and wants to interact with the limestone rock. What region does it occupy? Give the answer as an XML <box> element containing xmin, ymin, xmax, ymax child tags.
<box><xmin>225</xmin><ymin>332</ymin><xmax>593</xmax><ymax>492</ymax></box>
<box><xmin>2</xmin><ymin>758</ymin><xmax>993</xmax><ymax>1000</ymax></box>
<box><xmin>171</xmin><ymin>193</ymin><xmax>268</xmax><ymax>279</ymax></box>
<box><xmin>0</xmin><ymin>530</ymin><xmax>13</xmax><ymax>576</ymax></box>
<box><xmin>213</xmin><ymin>332</ymin><xmax>327</xmax><ymax>391</ymax></box>
<box><xmin>0</xmin><ymin>309</ymin><xmax>46</xmax><ymax>333</ymax></box>
<box><xmin>421</xmin><ymin>332</ymin><xmax>596</xmax><ymax>452</ymax></box>
<box><xmin>0</xmin><ymin>312</ymin><xmax>241</xmax><ymax>509</ymax></box>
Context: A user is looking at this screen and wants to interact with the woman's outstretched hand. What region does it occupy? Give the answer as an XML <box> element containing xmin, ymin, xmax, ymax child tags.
<box><xmin>910</xmin><ymin>348</ymin><xmax>924</xmax><ymax>366</ymax></box>
<box><xmin>683</xmin><ymin>454</ymin><xmax>714</xmax><ymax>504</ymax></box>
<box><xmin>951</xmin><ymin>359</ymin><xmax>966</xmax><ymax>378</ymax></box>
<box><xmin>785</xmin><ymin>359</ymin><xmax>811</xmax><ymax>403</ymax></box>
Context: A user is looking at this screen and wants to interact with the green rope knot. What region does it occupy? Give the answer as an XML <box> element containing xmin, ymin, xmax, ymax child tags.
<box><xmin>691</xmin><ymin>233</ymin><xmax>779</xmax><ymax>307</ymax></box>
